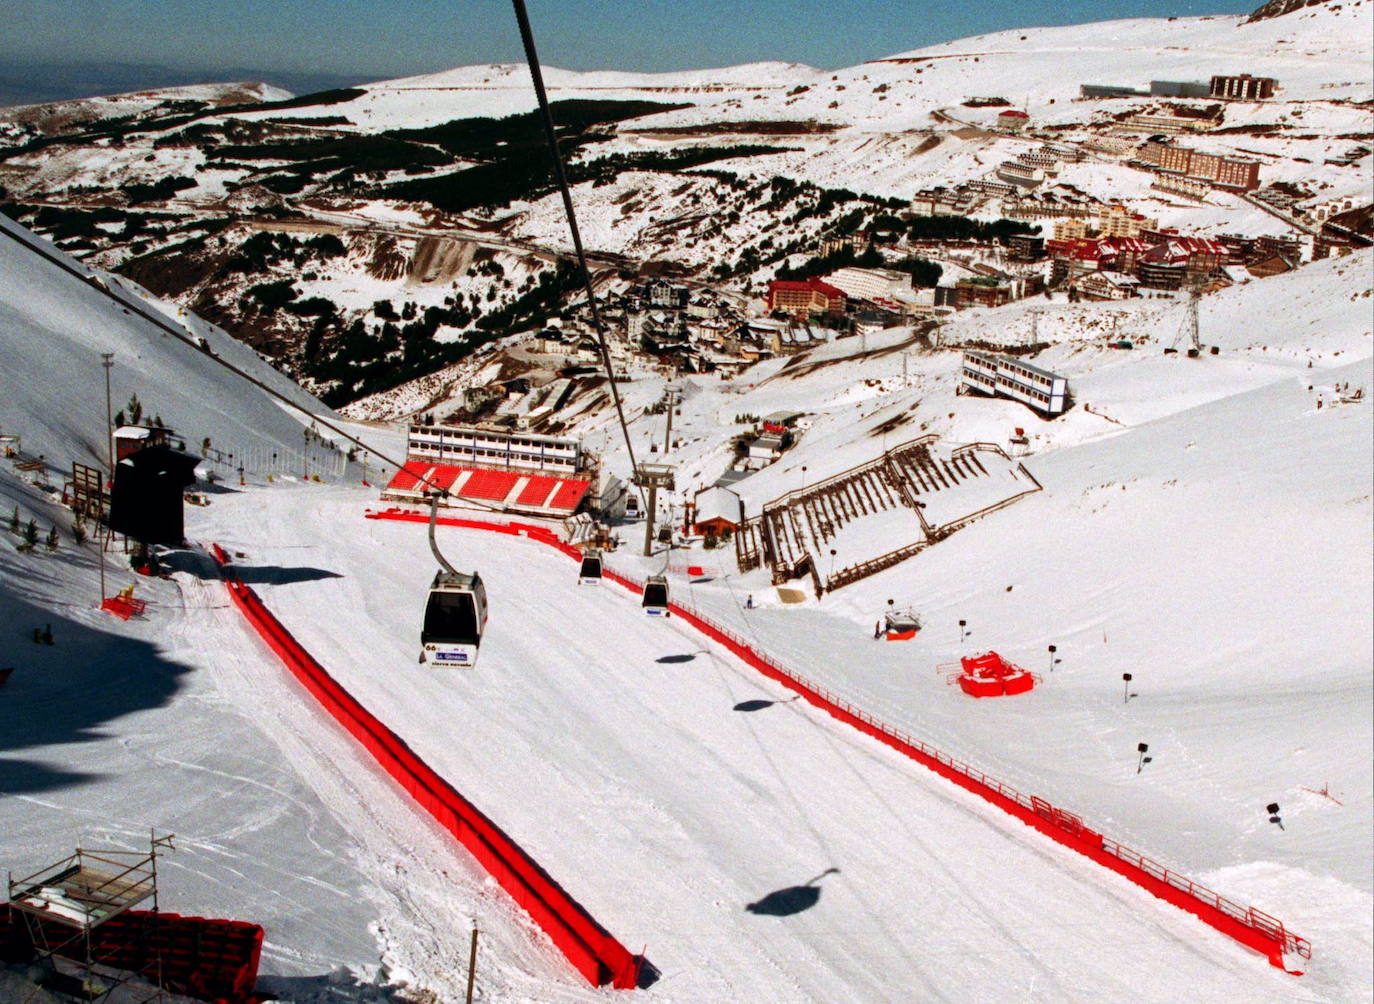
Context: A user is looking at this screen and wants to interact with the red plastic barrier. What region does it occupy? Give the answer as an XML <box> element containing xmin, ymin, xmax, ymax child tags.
<box><xmin>959</xmin><ymin>675</ymin><xmax>1005</xmax><ymax>698</ymax></box>
<box><xmin>211</xmin><ymin>544</ymin><xmax>641</xmax><ymax>989</ymax></box>
<box><xmin>363</xmin><ymin>509</ymin><xmax>1310</xmax><ymax>973</ymax></box>
<box><xmin>1</xmin><ymin>906</ymin><xmax>263</xmax><ymax>1003</ymax></box>
<box><xmin>101</xmin><ymin>595</ymin><xmax>147</xmax><ymax>620</ymax></box>
<box><xmin>1002</xmin><ymin>672</ymin><xmax>1035</xmax><ymax>696</ymax></box>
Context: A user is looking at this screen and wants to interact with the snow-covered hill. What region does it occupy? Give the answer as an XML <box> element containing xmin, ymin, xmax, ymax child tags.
<box><xmin>0</xmin><ymin>215</ymin><xmax>332</xmax><ymax>467</ymax></box>
<box><xmin>1</xmin><ymin>0</ymin><xmax>1368</xmax><ymax>412</ymax></box>
<box><xmin>0</xmin><ymin>154</ymin><xmax>1369</xmax><ymax>1004</ymax></box>
<box><xmin>250</xmin><ymin>3</ymin><xmax>1370</xmax><ymax>131</ymax></box>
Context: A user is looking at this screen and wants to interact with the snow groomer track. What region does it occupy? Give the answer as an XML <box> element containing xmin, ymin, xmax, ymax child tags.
<box><xmin>211</xmin><ymin>503</ymin><xmax>1311</xmax><ymax>997</ymax></box>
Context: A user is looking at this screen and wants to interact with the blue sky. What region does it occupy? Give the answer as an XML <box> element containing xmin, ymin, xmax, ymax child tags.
<box><xmin>1</xmin><ymin>0</ymin><xmax>1255</xmax><ymax>104</ymax></box>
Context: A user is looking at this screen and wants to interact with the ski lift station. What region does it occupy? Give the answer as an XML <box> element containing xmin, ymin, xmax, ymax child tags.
<box><xmin>960</xmin><ymin>351</ymin><xmax>1069</xmax><ymax>415</ymax></box>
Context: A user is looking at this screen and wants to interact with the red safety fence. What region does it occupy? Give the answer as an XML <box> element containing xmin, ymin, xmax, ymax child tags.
<box><xmin>0</xmin><ymin>906</ymin><xmax>264</xmax><ymax>1004</ymax></box>
<box><xmin>364</xmin><ymin>507</ymin><xmax>1311</xmax><ymax>973</ymax></box>
<box><xmin>209</xmin><ymin>543</ymin><xmax>642</xmax><ymax>989</ymax></box>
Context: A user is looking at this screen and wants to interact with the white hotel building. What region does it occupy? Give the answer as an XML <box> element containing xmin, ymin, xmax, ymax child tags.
<box><xmin>408</xmin><ymin>424</ymin><xmax>582</xmax><ymax>474</ymax></box>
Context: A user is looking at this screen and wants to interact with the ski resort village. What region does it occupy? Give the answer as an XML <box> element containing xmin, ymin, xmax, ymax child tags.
<box><xmin>0</xmin><ymin>0</ymin><xmax>1370</xmax><ymax>1000</ymax></box>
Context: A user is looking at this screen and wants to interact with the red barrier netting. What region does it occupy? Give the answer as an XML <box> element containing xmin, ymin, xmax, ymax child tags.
<box><xmin>0</xmin><ymin>906</ymin><xmax>264</xmax><ymax>1004</ymax></box>
<box><xmin>210</xmin><ymin>543</ymin><xmax>643</xmax><ymax>989</ymax></box>
<box><xmin>362</xmin><ymin>508</ymin><xmax>1310</xmax><ymax>974</ymax></box>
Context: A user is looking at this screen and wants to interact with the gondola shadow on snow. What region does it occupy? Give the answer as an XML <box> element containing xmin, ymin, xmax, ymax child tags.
<box><xmin>155</xmin><ymin>547</ymin><xmax>342</xmax><ymax>585</ymax></box>
<box><xmin>745</xmin><ymin>868</ymin><xmax>840</xmax><ymax>917</ymax></box>
<box><xmin>732</xmin><ymin>695</ymin><xmax>800</xmax><ymax>713</ymax></box>
<box><xmin>222</xmin><ymin>565</ymin><xmax>343</xmax><ymax>586</ymax></box>
<box><xmin>655</xmin><ymin>653</ymin><xmax>698</xmax><ymax>664</ymax></box>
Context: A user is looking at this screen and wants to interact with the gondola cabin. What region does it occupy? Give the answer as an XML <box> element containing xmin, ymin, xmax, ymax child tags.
<box><xmin>578</xmin><ymin>549</ymin><xmax>603</xmax><ymax>585</ymax></box>
<box><xmin>642</xmin><ymin>574</ymin><xmax>670</xmax><ymax>616</ymax></box>
<box><xmin>421</xmin><ymin>571</ymin><xmax>488</xmax><ymax>667</ymax></box>
<box><xmin>884</xmin><ymin>610</ymin><xmax>921</xmax><ymax>641</ymax></box>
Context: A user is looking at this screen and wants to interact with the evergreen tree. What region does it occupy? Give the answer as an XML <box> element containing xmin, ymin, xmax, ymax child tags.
<box><xmin>8</xmin><ymin>505</ymin><xmax>18</xmax><ymax>534</ymax></box>
<box><xmin>45</xmin><ymin>526</ymin><xmax>58</xmax><ymax>551</ymax></box>
<box><xmin>23</xmin><ymin>519</ymin><xmax>38</xmax><ymax>548</ymax></box>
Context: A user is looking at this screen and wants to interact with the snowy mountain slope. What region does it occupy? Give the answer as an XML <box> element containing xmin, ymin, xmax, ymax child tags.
<box><xmin>1</xmin><ymin>0</ymin><xmax>1367</xmax><ymax>411</ymax></box>
<box><xmin>0</xmin><ymin>81</ymin><xmax>290</xmax><ymax>132</ymax></box>
<box><xmin>398</xmin><ymin>247</ymin><xmax>1371</xmax><ymax>996</ymax></box>
<box><xmin>187</xmin><ymin>481</ymin><xmax>1335</xmax><ymax>1002</ymax></box>
<box><xmin>663</xmin><ymin>362</ymin><xmax>1374</xmax><ymax>1000</ymax></box>
<box><xmin>241</xmin><ymin>3</ymin><xmax>1370</xmax><ymax>132</ymax></box>
<box><xmin>0</xmin><ymin>218</ymin><xmax>602</xmax><ymax>1000</ymax></box>
<box><xmin>0</xmin><ymin>215</ymin><xmax>333</xmax><ymax>468</ymax></box>
<box><xmin>0</xmin><ymin>5</ymin><xmax>1368</xmax><ymax>997</ymax></box>
<box><xmin>157</xmin><ymin>240</ymin><xmax>1371</xmax><ymax>994</ymax></box>
<box><xmin>0</xmin><ymin>468</ymin><xmax>595</xmax><ymax>1002</ymax></box>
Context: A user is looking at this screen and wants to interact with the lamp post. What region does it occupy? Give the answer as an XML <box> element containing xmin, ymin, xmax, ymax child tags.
<box><xmin>958</xmin><ymin>619</ymin><xmax>967</xmax><ymax>645</ymax></box>
<box><xmin>1266</xmin><ymin>802</ymin><xmax>1284</xmax><ymax>831</ymax></box>
<box><xmin>1122</xmin><ymin>672</ymin><xmax>1132</xmax><ymax>704</ymax></box>
<box><xmin>1047</xmin><ymin>643</ymin><xmax>1058</xmax><ymax>673</ymax></box>
<box><xmin>1136</xmin><ymin>742</ymin><xmax>1150</xmax><ymax>774</ymax></box>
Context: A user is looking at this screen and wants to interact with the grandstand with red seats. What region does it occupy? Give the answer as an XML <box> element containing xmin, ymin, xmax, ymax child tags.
<box><xmin>383</xmin><ymin>463</ymin><xmax>592</xmax><ymax>517</ymax></box>
<box><xmin>384</xmin><ymin>423</ymin><xmax>598</xmax><ymax>518</ymax></box>
<box><xmin>517</xmin><ymin>475</ymin><xmax>559</xmax><ymax>507</ymax></box>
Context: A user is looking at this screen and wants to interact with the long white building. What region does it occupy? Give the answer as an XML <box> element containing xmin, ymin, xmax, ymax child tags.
<box><xmin>408</xmin><ymin>424</ymin><xmax>581</xmax><ymax>474</ymax></box>
<box><xmin>961</xmin><ymin>351</ymin><xmax>1069</xmax><ymax>415</ymax></box>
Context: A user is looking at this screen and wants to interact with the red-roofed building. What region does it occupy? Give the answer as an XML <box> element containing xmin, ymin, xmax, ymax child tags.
<box><xmin>1141</xmin><ymin>236</ymin><xmax>1229</xmax><ymax>269</ymax></box>
<box><xmin>1097</xmin><ymin>235</ymin><xmax>1154</xmax><ymax>273</ymax></box>
<box><xmin>768</xmin><ymin>278</ymin><xmax>847</xmax><ymax>318</ymax></box>
<box><xmin>1136</xmin><ymin>236</ymin><xmax>1228</xmax><ymax>289</ymax></box>
<box><xmin>1046</xmin><ymin>237</ymin><xmax>1105</xmax><ymax>267</ymax></box>
<box><xmin>997</xmin><ymin>109</ymin><xmax>1030</xmax><ymax>133</ymax></box>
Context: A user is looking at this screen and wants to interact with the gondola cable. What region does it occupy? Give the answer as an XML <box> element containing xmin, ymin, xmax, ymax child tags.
<box><xmin>510</xmin><ymin>0</ymin><xmax>648</xmax><ymax>519</ymax></box>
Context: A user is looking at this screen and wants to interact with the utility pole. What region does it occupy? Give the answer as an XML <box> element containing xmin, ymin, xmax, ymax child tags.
<box><xmin>100</xmin><ymin>353</ymin><xmax>114</xmax><ymax>604</ymax></box>
<box><xmin>464</xmin><ymin>928</ymin><xmax>479</xmax><ymax>1004</ymax></box>
<box><xmin>1186</xmin><ymin>278</ymin><xmax>1202</xmax><ymax>354</ymax></box>
<box><xmin>102</xmin><ymin>353</ymin><xmax>115</xmax><ymax>477</ymax></box>
<box><xmin>662</xmin><ymin>386</ymin><xmax>679</xmax><ymax>453</ymax></box>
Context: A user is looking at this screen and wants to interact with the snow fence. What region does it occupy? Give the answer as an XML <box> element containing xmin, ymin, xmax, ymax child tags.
<box><xmin>366</xmin><ymin>507</ymin><xmax>1312</xmax><ymax>974</ymax></box>
<box><xmin>210</xmin><ymin>543</ymin><xmax>643</xmax><ymax>990</ymax></box>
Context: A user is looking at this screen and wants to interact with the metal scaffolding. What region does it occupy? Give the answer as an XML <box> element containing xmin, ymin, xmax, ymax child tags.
<box><xmin>6</xmin><ymin>832</ymin><xmax>175</xmax><ymax>1003</ymax></box>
